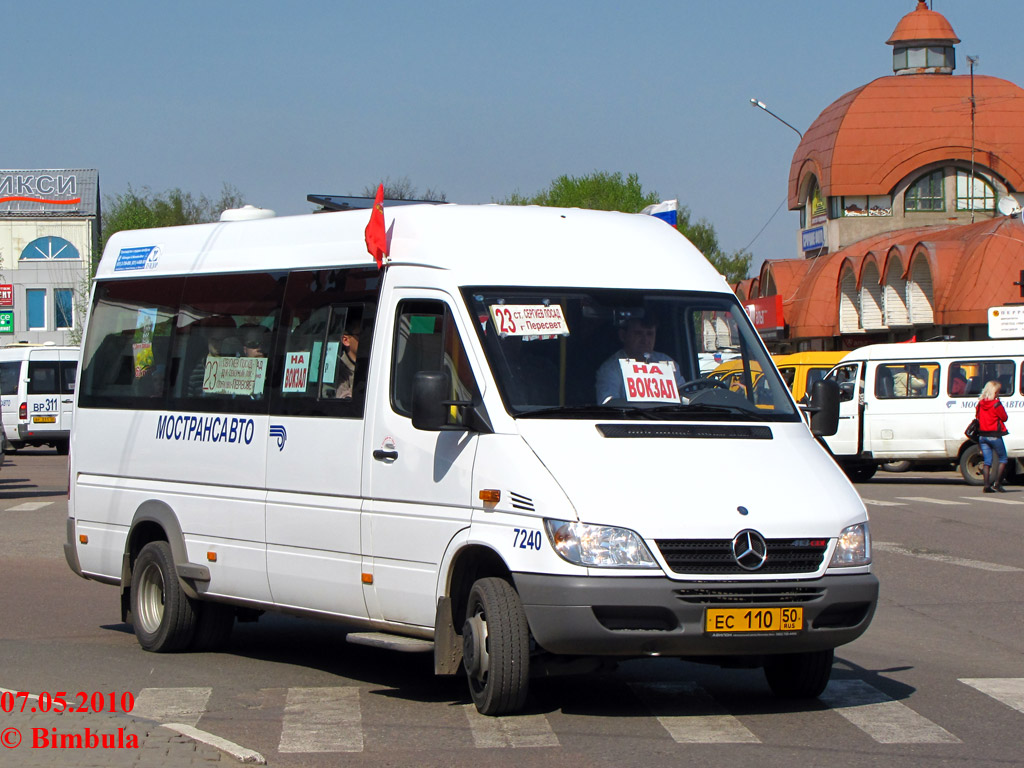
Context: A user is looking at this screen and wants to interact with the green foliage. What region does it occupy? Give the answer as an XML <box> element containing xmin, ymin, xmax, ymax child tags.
<box><xmin>503</xmin><ymin>171</ymin><xmax>659</xmax><ymax>212</ymax></box>
<box><xmin>505</xmin><ymin>170</ymin><xmax>752</xmax><ymax>282</ymax></box>
<box><xmin>101</xmin><ymin>184</ymin><xmax>245</xmax><ymax>255</ymax></box>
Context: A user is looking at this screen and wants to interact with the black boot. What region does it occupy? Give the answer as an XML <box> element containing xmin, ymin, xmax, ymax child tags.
<box><xmin>994</xmin><ymin>463</ymin><xmax>1007</xmax><ymax>492</ymax></box>
<box><xmin>983</xmin><ymin>465</ymin><xmax>994</xmax><ymax>493</ymax></box>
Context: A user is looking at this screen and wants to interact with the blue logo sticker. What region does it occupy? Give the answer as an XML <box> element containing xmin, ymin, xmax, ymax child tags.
<box><xmin>269</xmin><ymin>425</ymin><xmax>287</xmax><ymax>451</ymax></box>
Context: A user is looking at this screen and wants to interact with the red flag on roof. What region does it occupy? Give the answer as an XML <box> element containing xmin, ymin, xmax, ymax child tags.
<box><xmin>365</xmin><ymin>183</ymin><xmax>388</xmax><ymax>269</ymax></box>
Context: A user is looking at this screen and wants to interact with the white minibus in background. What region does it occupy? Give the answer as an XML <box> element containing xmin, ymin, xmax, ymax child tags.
<box><xmin>823</xmin><ymin>340</ymin><xmax>1024</xmax><ymax>483</ymax></box>
<box><xmin>0</xmin><ymin>343</ymin><xmax>79</xmax><ymax>454</ymax></box>
<box><xmin>64</xmin><ymin>204</ymin><xmax>875</xmax><ymax>715</ymax></box>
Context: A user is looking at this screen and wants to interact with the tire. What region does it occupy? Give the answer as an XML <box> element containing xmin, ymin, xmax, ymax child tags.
<box><xmin>842</xmin><ymin>462</ymin><xmax>877</xmax><ymax>483</ymax></box>
<box><xmin>764</xmin><ymin>648</ymin><xmax>834</xmax><ymax>699</ymax></box>
<box><xmin>959</xmin><ymin>444</ymin><xmax>985</xmax><ymax>486</ymax></box>
<box><xmin>191</xmin><ymin>602</ymin><xmax>234</xmax><ymax>651</ymax></box>
<box><xmin>882</xmin><ymin>460</ymin><xmax>911</xmax><ymax>473</ymax></box>
<box><xmin>462</xmin><ymin>577</ymin><xmax>530</xmax><ymax>716</ymax></box>
<box><xmin>55</xmin><ymin>440</ymin><xmax>69</xmax><ymax>456</ymax></box>
<box><xmin>130</xmin><ymin>541</ymin><xmax>197</xmax><ymax>652</ymax></box>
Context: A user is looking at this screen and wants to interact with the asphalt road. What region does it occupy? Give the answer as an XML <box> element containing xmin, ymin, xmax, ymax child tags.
<box><xmin>1</xmin><ymin>450</ymin><xmax>1022</xmax><ymax>767</ymax></box>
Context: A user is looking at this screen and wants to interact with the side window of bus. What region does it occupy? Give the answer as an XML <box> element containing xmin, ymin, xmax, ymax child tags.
<box><xmin>171</xmin><ymin>272</ymin><xmax>286</xmax><ymax>412</ymax></box>
<box><xmin>270</xmin><ymin>268</ymin><xmax>380</xmax><ymax>418</ymax></box>
<box><xmin>0</xmin><ymin>362</ymin><xmax>20</xmax><ymax>398</ymax></box>
<box><xmin>60</xmin><ymin>362</ymin><xmax>77</xmax><ymax>394</ymax></box>
<box><xmin>391</xmin><ymin>300</ymin><xmax>480</xmax><ymax>426</ymax></box>
<box><xmin>78</xmin><ymin>277</ymin><xmax>184</xmax><ymax>408</ymax></box>
<box><xmin>828</xmin><ymin>363</ymin><xmax>859</xmax><ymax>402</ymax></box>
<box><xmin>875</xmin><ymin>362</ymin><xmax>940</xmax><ymax>399</ymax></box>
<box><xmin>948</xmin><ymin>359</ymin><xmax>1013</xmax><ymax>398</ymax></box>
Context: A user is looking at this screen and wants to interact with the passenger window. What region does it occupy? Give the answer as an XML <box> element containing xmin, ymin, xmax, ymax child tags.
<box><xmin>827</xmin><ymin>363</ymin><xmax>859</xmax><ymax>402</ymax></box>
<box><xmin>78</xmin><ymin>277</ymin><xmax>184</xmax><ymax>408</ymax></box>
<box><xmin>27</xmin><ymin>362</ymin><xmax>58</xmax><ymax>394</ymax></box>
<box><xmin>271</xmin><ymin>268</ymin><xmax>380</xmax><ymax>418</ymax></box>
<box><xmin>875</xmin><ymin>362</ymin><xmax>940</xmax><ymax>399</ymax></box>
<box><xmin>0</xmin><ymin>362</ymin><xmax>20</xmax><ymax>397</ymax></box>
<box><xmin>171</xmin><ymin>272</ymin><xmax>285</xmax><ymax>412</ymax></box>
<box><xmin>951</xmin><ymin>359</ymin><xmax>1013</xmax><ymax>398</ymax></box>
<box><xmin>60</xmin><ymin>362</ymin><xmax>77</xmax><ymax>394</ymax></box>
<box><xmin>391</xmin><ymin>300</ymin><xmax>480</xmax><ymax>425</ymax></box>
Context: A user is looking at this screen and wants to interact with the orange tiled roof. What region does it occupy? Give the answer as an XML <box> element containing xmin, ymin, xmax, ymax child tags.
<box><xmin>886</xmin><ymin>1</ymin><xmax>959</xmax><ymax>45</ymax></box>
<box><xmin>788</xmin><ymin>74</ymin><xmax>1024</xmax><ymax>208</ymax></box>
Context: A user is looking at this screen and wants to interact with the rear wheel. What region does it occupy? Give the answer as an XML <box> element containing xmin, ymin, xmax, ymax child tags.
<box><xmin>130</xmin><ymin>541</ymin><xmax>197</xmax><ymax>652</ymax></box>
<box><xmin>842</xmin><ymin>462</ymin><xmax>877</xmax><ymax>483</ymax></box>
<box><xmin>764</xmin><ymin>648</ymin><xmax>834</xmax><ymax>699</ymax></box>
<box><xmin>882</xmin><ymin>460</ymin><xmax>911</xmax><ymax>473</ymax></box>
<box><xmin>959</xmin><ymin>444</ymin><xmax>985</xmax><ymax>486</ymax></box>
<box><xmin>55</xmin><ymin>440</ymin><xmax>69</xmax><ymax>456</ymax></box>
<box><xmin>462</xmin><ymin>577</ymin><xmax>530</xmax><ymax>716</ymax></box>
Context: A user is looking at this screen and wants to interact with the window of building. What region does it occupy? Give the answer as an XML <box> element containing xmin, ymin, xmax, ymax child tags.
<box><xmin>905</xmin><ymin>170</ymin><xmax>945</xmax><ymax>212</ymax></box>
<box><xmin>26</xmin><ymin>289</ymin><xmax>46</xmax><ymax>330</ymax></box>
<box><xmin>55</xmin><ymin>288</ymin><xmax>74</xmax><ymax>329</ymax></box>
<box><xmin>20</xmin><ymin>236</ymin><xmax>79</xmax><ymax>260</ymax></box>
<box><xmin>841</xmin><ymin>195</ymin><xmax>893</xmax><ymax>217</ymax></box>
<box><xmin>955</xmin><ymin>171</ymin><xmax>995</xmax><ymax>211</ymax></box>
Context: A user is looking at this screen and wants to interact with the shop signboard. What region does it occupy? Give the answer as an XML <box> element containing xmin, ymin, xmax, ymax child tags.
<box><xmin>0</xmin><ymin>311</ymin><xmax>13</xmax><ymax>334</ymax></box>
<box><xmin>988</xmin><ymin>305</ymin><xmax>1024</xmax><ymax>338</ymax></box>
<box><xmin>0</xmin><ymin>285</ymin><xmax>12</xmax><ymax>307</ymax></box>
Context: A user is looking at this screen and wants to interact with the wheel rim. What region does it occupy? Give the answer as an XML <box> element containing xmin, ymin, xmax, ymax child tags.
<box><xmin>136</xmin><ymin>561</ymin><xmax>166</xmax><ymax>634</ymax></box>
<box><xmin>967</xmin><ymin>453</ymin><xmax>984</xmax><ymax>481</ymax></box>
<box><xmin>463</xmin><ymin>607</ymin><xmax>490</xmax><ymax>690</ymax></box>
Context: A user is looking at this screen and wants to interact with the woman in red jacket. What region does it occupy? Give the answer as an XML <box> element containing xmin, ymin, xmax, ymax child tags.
<box><xmin>976</xmin><ymin>380</ymin><xmax>1009</xmax><ymax>493</ymax></box>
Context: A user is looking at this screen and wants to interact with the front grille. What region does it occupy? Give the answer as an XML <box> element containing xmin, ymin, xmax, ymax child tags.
<box><xmin>674</xmin><ymin>586</ymin><xmax>825</xmax><ymax>605</ymax></box>
<box><xmin>656</xmin><ymin>538</ymin><xmax>828</xmax><ymax>575</ymax></box>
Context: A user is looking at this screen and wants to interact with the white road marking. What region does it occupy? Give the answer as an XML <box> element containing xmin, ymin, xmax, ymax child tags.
<box><xmin>861</xmin><ymin>498</ymin><xmax>906</xmax><ymax>506</ymax></box>
<box><xmin>873</xmin><ymin>541</ymin><xmax>1023</xmax><ymax>572</ymax></box>
<box><xmin>6</xmin><ymin>501</ymin><xmax>52</xmax><ymax>511</ymax></box>
<box><xmin>279</xmin><ymin>686</ymin><xmax>362</xmax><ymax>753</ymax></box>
<box><xmin>967</xmin><ymin>496</ymin><xmax>1024</xmax><ymax>505</ymax></box>
<box><xmin>133</xmin><ymin>687</ymin><xmax>211</xmax><ymax>727</ymax></box>
<box><xmin>960</xmin><ymin>678</ymin><xmax>1024</xmax><ymax>714</ymax></box>
<box><xmin>463</xmin><ymin>705</ymin><xmax>559</xmax><ymax>748</ymax></box>
<box><xmin>630</xmin><ymin>682</ymin><xmax>760</xmax><ymax>743</ymax></box>
<box><xmin>896</xmin><ymin>496</ymin><xmax>968</xmax><ymax>506</ymax></box>
<box><xmin>164</xmin><ymin>723</ymin><xmax>266</xmax><ymax>764</ymax></box>
<box><xmin>820</xmin><ymin>680</ymin><xmax>960</xmax><ymax>743</ymax></box>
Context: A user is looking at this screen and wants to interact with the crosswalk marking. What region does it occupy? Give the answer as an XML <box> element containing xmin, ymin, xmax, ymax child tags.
<box><xmin>873</xmin><ymin>542</ymin><xmax>1023</xmax><ymax>572</ymax></box>
<box><xmin>861</xmin><ymin>498</ymin><xmax>907</xmax><ymax>506</ymax></box>
<box><xmin>896</xmin><ymin>496</ymin><xmax>968</xmax><ymax>506</ymax></box>
<box><xmin>463</xmin><ymin>705</ymin><xmax>559</xmax><ymax>748</ymax></box>
<box><xmin>6</xmin><ymin>501</ymin><xmax>52</xmax><ymax>511</ymax></box>
<box><xmin>820</xmin><ymin>680</ymin><xmax>960</xmax><ymax>743</ymax></box>
<box><xmin>279</xmin><ymin>686</ymin><xmax>362</xmax><ymax>753</ymax></box>
<box><xmin>968</xmin><ymin>496</ymin><xmax>1024</xmax><ymax>505</ymax></box>
<box><xmin>960</xmin><ymin>678</ymin><xmax>1024</xmax><ymax>714</ymax></box>
<box><xmin>133</xmin><ymin>687</ymin><xmax>212</xmax><ymax>727</ymax></box>
<box><xmin>630</xmin><ymin>682</ymin><xmax>760</xmax><ymax>743</ymax></box>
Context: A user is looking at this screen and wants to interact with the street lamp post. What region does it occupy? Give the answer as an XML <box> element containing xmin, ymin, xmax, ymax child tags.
<box><xmin>749</xmin><ymin>98</ymin><xmax>803</xmax><ymax>139</ymax></box>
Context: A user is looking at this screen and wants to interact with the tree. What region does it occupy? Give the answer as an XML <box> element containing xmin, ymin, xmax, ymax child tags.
<box><xmin>101</xmin><ymin>184</ymin><xmax>246</xmax><ymax>256</ymax></box>
<box><xmin>361</xmin><ymin>176</ymin><xmax>446</xmax><ymax>202</ymax></box>
<box><xmin>504</xmin><ymin>171</ymin><xmax>752</xmax><ymax>283</ymax></box>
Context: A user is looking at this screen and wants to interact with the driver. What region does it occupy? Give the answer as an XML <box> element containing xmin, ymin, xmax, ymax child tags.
<box><xmin>595</xmin><ymin>316</ymin><xmax>683</xmax><ymax>403</ymax></box>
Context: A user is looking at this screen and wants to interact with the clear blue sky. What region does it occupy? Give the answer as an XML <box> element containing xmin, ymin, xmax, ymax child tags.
<box><xmin>8</xmin><ymin>1</ymin><xmax>1021</xmax><ymax>275</ymax></box>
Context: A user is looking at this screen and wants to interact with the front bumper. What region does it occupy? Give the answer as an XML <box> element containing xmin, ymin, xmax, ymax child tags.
<box><xmin>514</xmin><ymin>572</ymin><xmax>878</xmax><ymax>657</ymax></box>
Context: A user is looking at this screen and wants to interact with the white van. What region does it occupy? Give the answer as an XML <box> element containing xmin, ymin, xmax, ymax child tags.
<box><xmin>822</xmin><ymin>340</ymin><xmax>1024</xmax><ymax>483</ymax></box>
<box><xmin>0</xmin><ymin>343</ymin><xmax>79</xmax><ymax>454</ymax></box>
<box><xmin>64</xmin><ymin>205</ymin><xmax>876</xmax><ymax>715</ymax></box>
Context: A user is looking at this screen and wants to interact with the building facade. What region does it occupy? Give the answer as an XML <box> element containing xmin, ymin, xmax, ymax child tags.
<box><xmin>740</xmin><ymin>2</ymin><xmax>1024</xmax><ymax>351</ymax></box>
<box><xmin>0</xmin><ymin>169</ymin><xmax>99</xmax><ymax>344</ymax></box>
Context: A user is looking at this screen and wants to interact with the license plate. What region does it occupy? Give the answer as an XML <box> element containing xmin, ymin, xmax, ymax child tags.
<box><xmin>33</xmin><ymin>415</ymin><xmax>56</xmax><ymax>423</ymax></box>
<box><xmin>705</xmin><ymin>607</ymin><xmax>803</xmax><ymax>634</ymax></box>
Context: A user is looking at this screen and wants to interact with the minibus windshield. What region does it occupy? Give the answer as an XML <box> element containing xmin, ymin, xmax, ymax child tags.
<box><xmin>463</xmin><ymin>288</ymin><xmax>799</xmax><ymax>421</ymax></box>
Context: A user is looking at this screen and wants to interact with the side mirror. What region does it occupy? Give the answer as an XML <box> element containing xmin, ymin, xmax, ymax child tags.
<box><xmin>411</xmin><ymin>371</ymin><xmax>449</xmax><ymax>431</ymax></box>
<box><xmin>809</xmin><ymin>379</ymin><xmax>840</xmax><ymax>437</ymax></box>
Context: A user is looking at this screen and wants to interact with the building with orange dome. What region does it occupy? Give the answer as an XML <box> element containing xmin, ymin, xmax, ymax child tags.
<box><xmin>738</xmin><ymin>1</ymin><xmax>1024</xmax><ymax>351</ymax></box>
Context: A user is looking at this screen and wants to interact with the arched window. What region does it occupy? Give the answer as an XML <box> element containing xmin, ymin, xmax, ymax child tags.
<box><xmin>956</xmin><ymin>171</ymin><xmax>995</xmax><ymax>211</ymax></box>
<box><xmin>905</xmin><ymin>170</ymin><xmax>945</xmax><ymax>212</ymax></box>
<box><xmin>884</xmin><ymin>258</ymin><xmax>910</xmax><ymax>327</ymax></box>
<box><xmin>907</xmin><ymin>253</ymin><xmax>935</xmax><ymax>324</ymax></box>
<box><xmin>21</xmin><ymin>236</ymin><xmax>80</xmax><ymax>260</ymax></box>
<box><xmin>839</xmin><ymin>265</ymin><xmax>860</xmax><ymax>333</ymax></box>
<box><xmin>860</xmin><ymin>262</ymin><xmax>884</xmax><ymax>330</ymax></box>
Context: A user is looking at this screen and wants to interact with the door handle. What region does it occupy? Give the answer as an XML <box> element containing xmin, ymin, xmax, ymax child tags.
<box><xmin>373</xmin><ymin>449</ymin><xmax>398</xmax><ymax>462</ymax></box>
<box><xmin>61</xmin><ymin>398</ymin><xmax>74</xmax><ymax>403</ymax></box>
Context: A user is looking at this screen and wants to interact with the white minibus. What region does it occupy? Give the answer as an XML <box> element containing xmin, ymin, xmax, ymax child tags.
<box><xmin>822</xmin><ymin>340</ymin><xmax>1024</xmax><ymax>483</ymax></box>
<box><xmin>65</xmin><ymin>204</ymin><xmax>876</xmax><ymax>715</ymax></box>
<box><xmin>0</xmin><ymin>343</ymin><xmax>79</xmax><ymax>454</ymax></box>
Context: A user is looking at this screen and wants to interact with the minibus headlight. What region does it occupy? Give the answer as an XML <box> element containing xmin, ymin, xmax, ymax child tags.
<box><xmin>829</xmin><ymin>522</ymin><xmax>871</xmax><ymax>567</ymax></box>
<box><xmin>543</xmin><ymin>519</ymin><xmax>659</xmax><ymax>568</ymax></box>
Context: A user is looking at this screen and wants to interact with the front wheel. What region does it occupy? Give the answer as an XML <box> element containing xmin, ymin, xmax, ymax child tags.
<box><xmin>764</xmin><ymin>648</ymin><xmax>834</xmax><ymax>699</ymax></box>
<box><xmin>130</xmin><ymin>541</ymin><xmax>197</xmax><ymax>652</ymax></box>
<box><xmin>959</xmin><ymin>443</ymin><xmax>985</xmax><ymax>486</ymax></box>
<box><xmin>462</xmin><ymin>577</ymin><xmax>530</xmax><ymax>716</ymax></box>
<box><xmin>842</xmin><ymin>462</ymin><xmax>877</xmax><ymax>483</ymax></box>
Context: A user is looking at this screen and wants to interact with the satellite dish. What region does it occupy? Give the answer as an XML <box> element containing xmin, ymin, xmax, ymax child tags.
<box><xmin>997</xmin><ymin>196</ymin><xmax>1022</xmax><ymax>217</ymax></box>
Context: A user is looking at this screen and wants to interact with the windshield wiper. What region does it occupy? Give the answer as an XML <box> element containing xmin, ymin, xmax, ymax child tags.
<box><xmin>515</xmin><ymin>404</ymin><xmax>661</xmax><ymax>420</ymax></box>
<box><xmin>645</xmin><ymin>403</ymin><xmax>773</xmax><ymax>421</ymax></box>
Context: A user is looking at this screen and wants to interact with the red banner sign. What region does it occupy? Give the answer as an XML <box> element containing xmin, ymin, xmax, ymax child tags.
<box><xmin>0</xmin><ymin>285</ymin><xmax>12</xmax><ymax>307</ymax></box>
